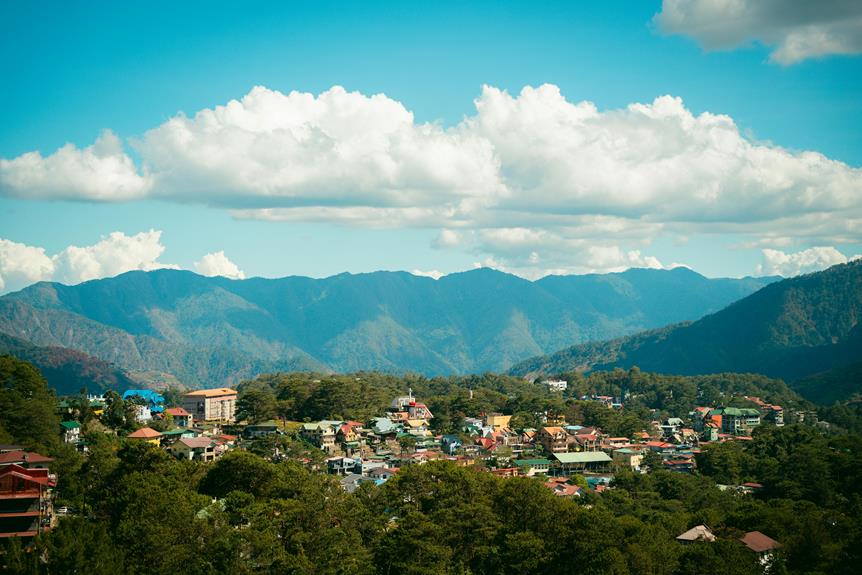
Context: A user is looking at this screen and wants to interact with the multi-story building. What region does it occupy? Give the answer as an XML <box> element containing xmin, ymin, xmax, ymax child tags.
<box><xmin>0</xmin><ymin>452</ymin><xmax>56</xmax><ymax>540</ymax></box>
<box><xmin>715</xmin><ymin>407</ymin><xmax>761</xmax><ymax>434</ymax></box>
<box><xmin>300</xmin><ymin>422</ymin><xmax>338</xmax><ymax>452</ymax></box>
<box><xmin>538</xmin><ymin>426</ymin><xmax>568</xmax><ymax>454</ymax></box>
<box><xmin>484</xmin><ymin>413</ymin><xmax>512</xmax><ymax>430</ymax></box>
<box><xmin>182</xmin><ymin>388</ymin><xmax>238</xmax><ymax>423</ymax></box>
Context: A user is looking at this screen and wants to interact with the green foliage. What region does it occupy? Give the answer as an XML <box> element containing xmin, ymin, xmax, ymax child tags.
<box><xmin>0</xmin><ymin>355</ymin><xmax>61</xmax><ymax>452</ymax></box>
<box><xmin>511</xmin><ymin>260</ymin><xmax>862</xmax><ymax>403</ymax></box>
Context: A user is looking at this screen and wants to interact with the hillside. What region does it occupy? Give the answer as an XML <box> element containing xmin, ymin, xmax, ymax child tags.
<box><xmin>0</xmin><ymin>331</ymin><xmax>138</xmax><ymax>396</ymax></box>
<box><xmin>0</xmin><ymin>266</ymin><xmax>776</xmax><ymax>388</ymax></box>
<box><xmin>509</xmin><ymin>261</ymin><xmax>862</xmax><ymax>402</ymax></box>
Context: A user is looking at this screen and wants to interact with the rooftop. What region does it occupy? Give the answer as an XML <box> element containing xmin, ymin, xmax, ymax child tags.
<box><xmin>183</xmin><ymin>388</ymin><xmax>237</xmax><ymax>398</ymax></box>
<box><xmin>127</xmin><ymin>427</ymin><xmax>162</xmax><ymax>439</ymax></box>
<box><xmin>554</xmin><ymin>452</ymin><xmax>612</xmax><ymax>464</ymax></box>
<box><xmin>740</xmin><ymin>531</ymin><xmax>781</xmax><ymax>553</ymax></box>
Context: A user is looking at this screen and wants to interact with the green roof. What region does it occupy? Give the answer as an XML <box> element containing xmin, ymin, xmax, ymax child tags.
<box><xmin>554</xmin><ymin>452</ymin><xmax>612</xmax><ymax>464</ymax></box>
<box><xmin>719</xmin><ymin>407</ymin><xmax>761</xmax><ymax>417</ymax></box>
<box><xmin>60</xmin><ymin>421</ymin><xmax>80</xmax><ymax>429</ymax></box>
<box><xmin>514</xmin><ymin>458</ymin><xmax>551</xmax><ymax>467</ymax></box>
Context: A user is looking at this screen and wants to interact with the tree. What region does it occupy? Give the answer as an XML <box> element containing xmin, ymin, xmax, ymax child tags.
<box><xmin>236</xmin><ymin>382</ymin><xmax>278</xmax><ymax>423</ymax></box>
<box><xmin>0</xmin><ymin>356</ymin><xmax>61</xmax><ymax>452</ymax></box>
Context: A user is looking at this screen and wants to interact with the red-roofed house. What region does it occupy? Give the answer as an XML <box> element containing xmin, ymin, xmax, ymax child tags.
<box><xmin>0</xmin><ymin>451</ymin><xmax>54</xmax><ymax>470</ymax></box>
<box><xmin>127</xmin><ymin>427</ymin><xmax>163</xmax><ymax>446</ymax></box>
<box><xmin>740</xmin><ymin>531</ymin><xmax>782</xmax><ymax>566</ymax></box>
<box><xmin>0</xmin><ymin>463</ymin><xmax>54</xmax><ymax>540</ymax></box>
<box><xmin>165</xmin><ymin>407</ymin><xmax>193</xmax><ymax>427</ymax></box>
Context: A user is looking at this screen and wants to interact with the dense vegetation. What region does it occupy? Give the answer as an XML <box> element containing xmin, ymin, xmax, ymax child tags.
<box><xmin>0</xmin><ymin>266</ymin><xmax>774</xmax><ymax>386</ymax></box>
<box><xmin>2</xmin><ymin>356</ymin><xmax>861</xmax><ymax>574</ymax></box>
<box><xmin>0</xmin><ymin>332</ymin><xmax>136</xmax><ymax>396</ymax></box>
<box><xmin>237</xmin><ymin>368</ymin><xmax>806</xmax><ymax>437</ymax></box>
<box><xmin>511</xmin><ymin>261</ymin><xmax>862</xmax><ymax>403</ymax></box>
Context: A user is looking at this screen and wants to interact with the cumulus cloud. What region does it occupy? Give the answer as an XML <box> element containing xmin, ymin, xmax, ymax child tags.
<box><xmin>756</xmin><ymin>246</ymin><xmax>861</xmax><ymax>276</ymax></box>
<box><xmin>0</xmin><ymin>130</ymin><xmax>151</xmax><ymax>201</ymax></box>
<box><xmin>0</xmin><ymin>240</ymin><xmax>55</xmax><ymax>293</ymax></box>
<box><xmin>0</xmin><ymin>231</ymin><xmax>178</xmax><ymax>294</ymax></box>
<box><xmin>2</xmin><ymin>84</ymin><xmax>861</xmax><ymax>275</ymax></box>
<box><xmin>655</xmin><ymin>0</ymin><xmax>862</xmax><ymax>64</ymax></box>
<box><xmin>194</xmin><ymin>251</ymin><xmax>246</xmax><ymax>279</ymax></box>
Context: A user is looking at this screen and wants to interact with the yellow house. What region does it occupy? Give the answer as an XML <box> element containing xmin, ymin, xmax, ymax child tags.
<box><xmin>484</xmin><ymin>413</ymin><xmax>512</xmax><ymax>430</ymax></box>
<box><xmin>127</xmin><ymin>427</ymin><xmax>163</xmax><ymax>446</ymax></box>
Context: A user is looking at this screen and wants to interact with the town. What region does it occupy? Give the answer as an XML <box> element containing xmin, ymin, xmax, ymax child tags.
<box><xmin>3</xmin><ymin>376</ymin><xmax>812</xmax><ymax>569</ymax></box>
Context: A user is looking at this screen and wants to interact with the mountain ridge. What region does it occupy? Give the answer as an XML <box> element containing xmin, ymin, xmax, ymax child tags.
<box><xmin>0</xmin><ymin>266</ymin><xmax>779</xmax><ymax>388</ymax></box>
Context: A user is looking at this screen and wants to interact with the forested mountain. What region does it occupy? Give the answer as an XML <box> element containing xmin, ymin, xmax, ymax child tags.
<box><xmin>0</xmin><ymin>332</ymin><xmax>137</xmax><ymax>396</ymax></box>
<box><xmin>510</xmin><ymin>261</ymin><xmax>862</xmax><ymax>402</ymax></box>
<box><xmin>0</xmin><ymin>267</ymin><xmax>773</xmax><ymax>388</ymax></box>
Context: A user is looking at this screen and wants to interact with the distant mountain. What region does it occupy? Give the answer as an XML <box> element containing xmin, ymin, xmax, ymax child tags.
<box><xmin>509</xmin><ymin>261</ymin><xmax>862</xmax><ymax>403</ymax></box>
<box><xmin>0</xmin><ymin>267</ymin><xmax>776</xmax><ymax>388</ymax></box>
<box><xmin>0</xmin><ymin>331</ymin><xmax>137</xmax><ymax>396</ymax></box>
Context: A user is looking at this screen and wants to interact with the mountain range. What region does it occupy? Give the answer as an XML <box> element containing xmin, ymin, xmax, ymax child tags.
<box><xmin>510</xmin><ymin>260</ymin><xmax>862</xmax><ymax>402</ymax></box>
<box><xmin>0</xmin><ymin>266</ymin><xmax>776</xmax><ymax>392</ymax></box>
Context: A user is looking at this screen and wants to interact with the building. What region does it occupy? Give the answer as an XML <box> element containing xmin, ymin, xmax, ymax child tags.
<box><xmin>554</xmin><ymin>451</ymin><xmax>613</xmax><ymax>473</ymax></box>
<box><xmin>484</xmin><ymin>413</ymin><xmax>512</xmax><ymax>430</ymax></box>
<box><xmin>171</xmin><ymin>437</ymin><xmax>217</xmax><ymax>462</ymax></box>
<box><xmin>0</xmin><ymin>463</ymin><xmax>55</xmax><ymax>540</ymax></box>
<box><xmin>612</xmin><ymin>448</ymin><xmax>643</xmax><ymax>471</ymax></box>
<box><xmin>715</xmin><ymin>408</ymin><xmax>761</xmax><ymax>435</ymax></box>
<box><xmin>300</xmin><ymin>422</ymin><xmax>338</xmax><ymax>452</ymax></box>
<box><xmin>165</xmin><ymin>407</ymin><xmax>194</xmax><ymax>427</ymax></box>
<box><xmin>182</xmin><ymin>388</ymin><xmax>238</xmax><ymax>423</ymax></box>
<box><xmin>541</xmin><ymin>379</ymin><xmax>568</xmax><ymax>392</ymax></box>
<box><xmin>538</xmin><ymin>426</ymin><xmax>568</xmax><ymax>454</ymax></box>
<box><xmin>59</xmin><ymin>421</ymin><xmax>80</xmax><ymax>444</ymax></box>
<box><xmin>676</xmin><ymin>525</ymin><xmax>716</xmax><ymax>544</ymax></box>
<box><xmin>127</xmin><ymin>427</ymin><xmax>162</xmax><ymax>446</ymax></box>
<box><xmin>740</xmin><ymin>531</ymin><xmax>782</xmax><ymax>567</ymax></box>
<box><xmin>122</xmin><ymin>390</ymin><xmax>165</xmax><ymax>414</ymax></box>
<box><xmin>514</xmin><ymin>458</ymin><xmax>551</xmax><ymax>476</ymax></box>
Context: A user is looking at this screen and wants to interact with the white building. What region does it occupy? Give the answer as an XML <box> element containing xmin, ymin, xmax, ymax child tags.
<box><xmin>541</xmin><ymin>379</ymin><xmax>568</xmax><ymax>392</ymax></box>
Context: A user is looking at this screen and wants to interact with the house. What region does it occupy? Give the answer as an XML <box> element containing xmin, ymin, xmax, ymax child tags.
<box><xmin>740</xmin><ymin>531</ymin><xmax>781</xmax><ymax>566</ymax></box>
<box><xmin>340</xmin><ymin>473</ymin><xmax>377</xmax><ymax>493</ymax></box>
<box><xmin>612</xmin><ymin>448</ymin><xmax>643</xmax><ymax>471</ymax></box>
<box><xmin>171</xmin><ymin>437</ymin><xmax>217</xmax><ymax>462</ymax></box>
<box><xmin>538</xmin><ymin>426</ymin><xmax>568</xmax><ymax>454</ymax></box>
<box><xmin>544</xmin><ymin>478</ymin><xmax>582</xmax><ymax>498</ymax></box>
<box><xmin>441</xmin><ymin>434</ymin><xmax>463</xmax><ymax>455</ymax></box>
<box><xmin>182</xmin><ymin>388</ymin><xmax>238</xmax><ymax>423</ymax></box>
<box><xmin>664</xmin><ymin>458</ymin><xmax>696</xmax><ymax>473</ymax></box>
<box><xmin>0</xmin><ymin>463</ymin><xmax>55</xmax><ymax>540</ymax></box>
<box><xmin>327</xmin><ymin>456</ymin><xmax>359</xmax><ymax>476</ymax></box>
<box><xmin>702</xmin><ymin>423</ymin><xmax>720</xmax><ymax>442</ymax></box>
<box><xmin>126</xmin><ymin>427</ymin><xmax>162</xmax><ymax>446</ymax></box>
<box><xmin>541</xmin><ymin>379</ymin><xmax>567</xmax><ymax>391</ymax></box>
<box><xmin>407</xmin><ymin>402</ymin><xmax>433</xmax><ymax>421</ymax></box>
<box><xmin>369</xmin><ymin>417</ymin><xmax>398</xmax><ymax>437</ymax></box>
<box><xmin>676</xmin><ymin>525</ymin><xmax>716</xmax><ymax>544</ymax></box>
<box><xmin>300</xmin><ymin>422</ymin><xmax>337</xmax><ymax>452</ymax></box>
<box><xmin>59</xmin><ymin>421</ymin><xmax>80</xmax><ymax>444</ymax></box>
<box><xmin>0</xmin><ymin>451</ymin><xmax>54</xmax><ymax>470</ymax></box>
<box><xmin>243</xmin><ymin>421</ymin><xmax>280</xmax><ymax>439</ymax></box>
<box><xmin>132</xmin><ymin>404</ymin><xmax>152</xmax><ymax>423</ymax></box>
<box><xmin>513</xmin><ymin>458</ymin><xmax>551</xmax><ymax>476</ymax></box>
<box><xmin>484</xmin><ymin>413</ymin><xmax>512</xmax><ymax>430</ymax></box>
<box><xmin>554</xmin><ymin>451</ymin><xmax>613</xmax><ymax>473</ymax></box>
<box><xmin>367</xmin><ymin>467</ymin><xmax>398</xmax><ymax>482</ymax></box>
<box><xmin>165</xmin><ymin>407</ymin><xmax>193</xmax><ymax>427</ymax></box>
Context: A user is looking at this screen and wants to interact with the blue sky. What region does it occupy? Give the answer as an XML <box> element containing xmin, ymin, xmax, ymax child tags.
<box><xmin>1</xmin><ymin>0</ymin><xmax>861</xmax><ymax>291</ymax></box>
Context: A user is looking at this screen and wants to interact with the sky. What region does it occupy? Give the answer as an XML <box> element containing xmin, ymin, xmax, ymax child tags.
<box><xmin>1</xmin><ymin>0</ymin><xmax>861</xmax><ymax>293</ymax></box>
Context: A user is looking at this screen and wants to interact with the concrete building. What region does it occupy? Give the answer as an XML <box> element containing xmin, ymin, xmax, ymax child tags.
<box><xmin>182</xmin><ymin>388</ymin><xmax>238</xmax><ymax>423</ymax></box>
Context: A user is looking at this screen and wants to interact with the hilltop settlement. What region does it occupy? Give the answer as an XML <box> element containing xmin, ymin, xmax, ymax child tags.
<box><xmin>1</xmin><ymin>359</ymin><xmax>860</xmax><ymax>574</ymax></box>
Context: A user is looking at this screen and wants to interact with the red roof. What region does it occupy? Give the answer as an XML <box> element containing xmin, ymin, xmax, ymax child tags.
<box><xmin>165</xmin><ymin>407</ymin><xmax>190</xmax><ymax>417</ymax></box>
<box><xmin>0</xmin><ymin>450</ymin><xmax>54</xmax><ymax>465</ymax></box>
<box><xmin>740</xmin><ymin>531</ymin><xmax>781</xmax><ymax>553</ymax></box>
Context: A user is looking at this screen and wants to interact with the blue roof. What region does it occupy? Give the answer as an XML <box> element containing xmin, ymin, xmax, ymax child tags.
<box><xmin>123</xmin><ymin>389</ymin><xmax>165</xmax><ymax>405</ymax></box>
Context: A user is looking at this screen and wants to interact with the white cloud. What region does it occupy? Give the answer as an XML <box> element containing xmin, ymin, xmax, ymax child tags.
<box><xmin>0</xmin><ymin>130</ymin><xmax>151</xmax><ymax>201</ymax></box>
<box><xmin>2</xmin><ymin>84</ymin><xmax>861</xmax><ymax>277</ymax></box>
<box><xmin>194</xmin><ymin>251</ymin><xmax>246</xmax><ymax>279</ymax></box>
<box><xmin>0</xmin><ymin>231</ymin><xmax>178</xmax><ymax>294</ymax></box>
<box><xmin>655</xmin><ymin>0</ymin><xmax>862</xmax><ymax>64</ymax></box>
<box><xmin>756</xmin><ymin>246</ymin><xmax>861</xmax><ymax>276</ymax></box>
<box><xmin>411</xmin><ymin>269</ymin><xmax>445</xmax><ymax>280</ymax></box>
<box><xmin>0</xmin><ymin>240</ymin><xmax>55</xmax><ymax>293</ymax></box>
